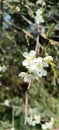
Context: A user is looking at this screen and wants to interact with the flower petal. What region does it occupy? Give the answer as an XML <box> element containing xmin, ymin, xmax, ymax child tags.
<box><xmin>23</xmin><ymin>52</ymin><xmax>29</xmax><ymax>58</ymax></box>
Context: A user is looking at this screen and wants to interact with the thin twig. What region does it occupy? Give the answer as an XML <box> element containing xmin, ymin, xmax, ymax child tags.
<box><xmin>24</xmin><ymin>91</ymin><xmax>28</xmax><ymax>126</ymax></box>
<box><xmin>12</xmin><ymin>106</ymin><xmax>15</xmax><ymax>128</ymax></box>
<box><xmin>35</xmin><ymin>24</ymin><xmax>43</xmax><ymax>55</ymax></box>
<box><xmin>24</xmin><ymin>82</ymin><xmax>31</xmax><ymax>126</ymax></box>
<box><xmin>0</xmin><ymin>102</ymin><xmax>21</xmax><ymax>109</ymax></box>
<box><xmin>4</xmin><ymin>20</ymin><xmax>33</xmax><ymax>39</ymax></box>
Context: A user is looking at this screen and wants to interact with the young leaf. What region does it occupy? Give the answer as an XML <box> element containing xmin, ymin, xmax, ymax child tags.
<box><xmin>47</xmin><ymin>23</ymin><xmax>55</xmax><ymax>38</ymax></box>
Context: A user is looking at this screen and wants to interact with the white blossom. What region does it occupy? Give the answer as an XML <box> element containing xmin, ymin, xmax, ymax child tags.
<box><xmin>0</xmin><ymin>65</ymin><xmax>7</xmax><ymax>72</ymax></box>
<box><xmin>11</xmin><ymin>127</ymin><xmax>15</xmax><ymax>130</ymax></box>
<box><xmin>35</xmin><ymin>8</ymin><xmax>44</xmax><ymax>24</ymax></box>
<box><xmin>36</xmin><ymin>0</ymin><xmax>46</xmax><ymax>6</ymax></box>
<box><xmin>19</xmin><ymin>72</ymin><xmax>27</xmax><ymax>77</ymax></box>
<box><xmin>34</xmin><ymin>114</ymin><xmax>41</xmax><ymax>124</ymax></box>
<box><xmin>15</xmin><ymin>6</ymin><xmax>20</xmax><ymax>12</ymax></box>
<box><xmin>42</xmin><ymin>117</ymin><xmax>54</xmax><ymax>130</ymax></box>
<box><xmin>4</xmin><ymin>99</ymin><xmax>9</xmax><ymax>106</ymax></box>
<box><xmin>50</xmin><ymin>117</ymin><xmax>54</xmax><ymax>124</ymax></box>
<box><xmin>42</xmin><ymin>123</ymin><xmax>47</xmax><ymax>130</ymax></box>
<box><xmin>19</xmin><ymin>50</ymin><xmax>53</xmax><ymax>82</ymax></box>
<box><xmin>27</xmin><ymin>116</ymin><xmax>36</xmax><ymax>126</ymax></box>
<box><xmin>23</xmin><ymin>50</ymin><xmax>36</xmax><ymax>58</ymax></box>
<box><xmin>42</xmin><ymin>56</ymin><xmax>53</xmax><ymax>68</ymax></box>
<box><xmin>23</xmin><ymin>50</ymin><xmax>36</xmax><ymax>67</ymax></box>
<box><xmin>43</xmin><ymin>56</ymin><xmax>53</xmax><ymax>63</ymax></box>
<box><xmin>2</xmin><ymin>65</ymin><xmax>7</xmax><ymax>72</ymax></box>
<box><xmin>27</xmin><ymin>108</ymin><xmax>41</xmax><ymax>126</ymax></box>
<box><xmin>29</xmin><ymin>57</ymin><xmax>43</xmax><ymax>72</ymax></box>
<box><xmin>19</xmin><ymin>72</ymin><xmax>39</xmax><ymax>82</ymax></box>
<box><xmin>35</xmin><ymin>15</ymin><xmax>44</xmax><ymax>24</ymax></box>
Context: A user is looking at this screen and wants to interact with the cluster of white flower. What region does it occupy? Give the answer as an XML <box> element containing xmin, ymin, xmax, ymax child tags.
<box><xmin>27</xmin><ymin>108</ymin><xmax>41</xmax><ymax>126</ymax></box>
<box><xmin>19</xmin><ymin>50</ymin><xmax>53</xmax><ymax>82</ymax></box>
<box><xmin>36</xmin><ymin>0</ymin><xmax>46</xmax><ymax>6</ymax></box>
<box><xmin>0</xmin><ymin>65</ymin><xmax>7</xmax><ymax>72</ymax></box>
<box><xmin>26</xmin><ymin>108</ymin><xmax>54</xmax><ymax>128</ymax></box>
<box><xmin>42</xmin><ymin>117</ymin><xmax>54</xmax><ymax>130</ymax></box>
<box><xmin>35</xmin><ymin>8</ymin><xmax>44</xmax><ymax>24</ymax></box>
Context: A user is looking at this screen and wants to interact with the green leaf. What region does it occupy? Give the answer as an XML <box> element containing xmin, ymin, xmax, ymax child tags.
<box><xmin>47</xmin><ymin>23</ymin><xmax>55</xmax><ymax>38</ymax></box>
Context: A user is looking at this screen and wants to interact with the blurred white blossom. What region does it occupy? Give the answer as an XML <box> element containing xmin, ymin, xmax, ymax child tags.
<box><xmin>0</xmin><ymin>65</ymin><xmax>7</xmax><ymax>72</ymax></box>
<box><xmin>43</xmin><ymin>56</ymin><xmax>53</xmax><ymax>63</ymax></box>
<box><xmin>4</xmin><ymin>99</ymin><xmax>9</xmax><ymax>106</ymax></box>
<box><xmin>6</xmin><ymin>128</ymin><xmax>15</xmax><ymax>130</ymax></box>
<box><xmin>36</xmin><ymin>0</ymin><xmax>46</xmax><ymax>6</ymax></box>
<box><xmin>42</xmin><ymin>117</ymin><xmax>54</xmax><ymax>130</ymax></box>
<box><xmin>27</xmin><ymin>108</ymin><xmax>41</xmax><ymax>126</ymax></box>
<box><xmin>15</xmin><ymin>6</ymin><xmax>20</xmax><ymax>12</ymax></box>
<box><xmin>35</xmin><ymin>8</ymin><xmax>44</xmax><ymax>24</ymax></box>
<box><xmin>19</xmin><ymin>72</ymin><xmax>40</xmax><ymax>82</ymax></box>
<box><xmin>11</xmin><ymin>127</ymin><xmax>15</xmax><ymax>130</ymax></box>
<box><xmin>42</xmin><ymin>56</ymin><xmax>53</xmax><ymax>67</ymax></box>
